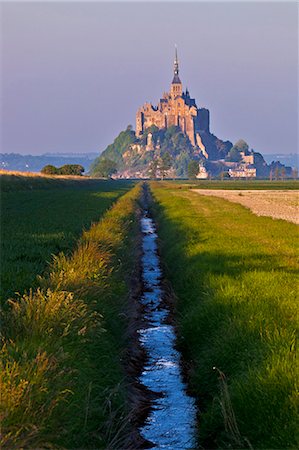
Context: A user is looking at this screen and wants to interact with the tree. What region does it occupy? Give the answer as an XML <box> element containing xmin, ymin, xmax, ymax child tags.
<box><xmin>160</xmin><ymin>152</ymin><xmax>172</xmax><ymax>180</ymax></box>
<box><xmin>41</xmin><ymin>164</ymin><xmax>85</xmax><ymax>176</ymax></box>
<box><xmin>148</xmin><ymin>159</ymin><xmax>159</xmax><ymax>179</ymax></box>
<box><xmin>274</xmin><ymin>166</ymin><xmax>280</xmax><ymax>180</ymax></box>
<box><xmin>175</xmin><ymin>151</ymin><xmax>191</xmax><ymax>177</ymax></box>
<box><xmin>187</xmin><ymin>160</ymin><xmax>199</xmax><ymax>179</ymax></box>
<box><xmin>41</xmin><ymin>164</ymin><xmax>58</xmax><ymax>175</ymax></box>
<box><xmin>280</xmin><ymin>167</ymin><xmax>286</xmax><ymax>181</ymax></box>
<box><xmin>220</xmin><ymin>170</ymin><xmax>229</xmax><ymax>180</ymax></box>
<box><xmin>226</xmin><ymin>147</ymin><xmax>242</xmax><ymax>162</ymax></box>
<box><xmin>59</xmin><ymin>164</ymin><xmax>85</xmax><ymax>176</ymax></box>
<box><xmin>92</xmin><ymin>159</ymin><xmax>117</xmax><ymax>178</ymax></box>
<box><xmin>90</xmin><ymin>127</ymin><xmax>137</xmax><ymax>175</ymax></box>
<box><xmin>233</xmin><ymin>139</ymin><xmax>249</xmax><ymax>153</ymax></box>
<box><xmin>226</xmin><ymin>139</ymin><xmax>249</xmax><ymax>162</ymax></box>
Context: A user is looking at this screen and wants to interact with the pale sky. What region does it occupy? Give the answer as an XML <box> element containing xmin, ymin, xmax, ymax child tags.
<box><xmin>1</xmin><ymin>1</ymin><xmax>298</xmax><ymax>155</ymax></box>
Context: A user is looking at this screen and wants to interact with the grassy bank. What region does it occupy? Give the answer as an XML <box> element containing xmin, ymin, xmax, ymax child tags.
<box><xmin>1</xmin><ymin>176</ymin><xmax>133</xmax><ymax>304</ymax></box>
<box><xmin>0</xmin><ymin>171</ymin><xmax>101</xmax><ymax>192</ymax></box>
<box><xmin>150</xmin><ymin>182</ymin><xmax>298</xmax><ymax>449</ymax></box>
<box><xmin>166</xmin><ymin>179</ymin><xmax>299</xmax><ymax>190</ymax></box>
<box><xmin>1</xmin><ymin>183</ymin><xmax>142</xmax><ymax>448</ymax></box>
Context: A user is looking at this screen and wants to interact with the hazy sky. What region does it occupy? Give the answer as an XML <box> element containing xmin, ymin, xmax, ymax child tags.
<box><xmin>1</xmin><ymin>1</ymin><xmax>298</xmax><ymax>155</ymax></box>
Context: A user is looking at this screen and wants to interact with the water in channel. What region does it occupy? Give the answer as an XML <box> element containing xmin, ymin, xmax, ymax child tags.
<box><xmin>138</xmin><ymin>212</ymin><xmax>197</xmax><ymax>449</ymax></box>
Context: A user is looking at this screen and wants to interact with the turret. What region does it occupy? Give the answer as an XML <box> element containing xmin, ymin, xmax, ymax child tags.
<box><xmin>170</xmin><ymin>46</ymin><xmax>182</xmax><ymax>98</ymax></box>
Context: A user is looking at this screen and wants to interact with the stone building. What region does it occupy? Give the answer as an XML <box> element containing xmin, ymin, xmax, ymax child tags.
<box><xmin>136</xmin><ymin>48</ymin><xmax>210</xmax><ymax>152</ymax></box>
<box><xmin>196</xmin><ymin>164</ymin><xmax>209</xmax><ymax>179</ymax></box>
<box><xmin>228</xmin><ymin>166</ymin><xmax>257</xmax><ymax>178</ymax></box>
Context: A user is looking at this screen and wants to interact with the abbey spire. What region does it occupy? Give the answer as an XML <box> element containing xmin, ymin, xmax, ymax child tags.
<box><xmin>136</xmin><ymin>46</ymin><xmax>210</xmax><ymax>148</ymax></box>
<box><xmin>171</xmin><ymin>46</ymin><xmax>182</xmax><ymax>97</ymax></box>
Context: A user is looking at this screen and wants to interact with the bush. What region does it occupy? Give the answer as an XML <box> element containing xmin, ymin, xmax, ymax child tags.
<box><xmin>41</xmin><ymin>165</ymin><xmax>58</xmax><ymax>175</ymax></box>
<box><xmin>58</xmin><ymin>164</ymin><xmax>84</xmax><ymax>176</ymax></box>
<box><xmin>40</xmin><ymin>164</ymin><xmax>85</xmax><ymax>176</ymax></box>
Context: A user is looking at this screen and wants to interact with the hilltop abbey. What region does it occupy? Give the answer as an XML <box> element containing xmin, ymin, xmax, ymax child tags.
<box><xmin>136</xmin><ymin>48</ymin><xmax>231</xmax><ymax>160</ymax></box>
<box><xmin>98</xmin><ymin>48</ymin><xmax>278</xmax><ymax>179</ymax></box>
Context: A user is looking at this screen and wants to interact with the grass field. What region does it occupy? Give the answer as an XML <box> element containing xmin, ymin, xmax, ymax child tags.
<box><xmin>150</xmin><ymin>181</ymin><xmax>298</xmax><ymax>449</ymax></box>
<box><xmin>1</xmin><ymin>175</ymin><xmax>298</xmax><ymax>448</ymax></box>
<box><xmin>1</xmin><ymin>176</ymin><xmax>134</xmax><ymax>305</ymax></box>
<box><xmin>168</xmin><ymin>179</ymin><xmax>299</xmax><ymax>190</ymax></box>
<box><xmin>1</xmin><ymin>177</ymin><xmax>142</xmax><ymax>448</ymax></box>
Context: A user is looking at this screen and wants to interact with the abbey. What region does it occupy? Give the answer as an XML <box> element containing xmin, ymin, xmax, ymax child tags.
<box><xmin>136</xmin><ymin>49</ymin><xmax>230</xmax><ymax>160</ymax></box>
<box><xmin>95</xmin><ymin>49</ymin><xmax>281</xmax><ymax>179</ymax></box>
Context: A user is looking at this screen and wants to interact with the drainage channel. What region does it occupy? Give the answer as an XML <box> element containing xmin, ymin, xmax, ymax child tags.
<box><xmin>138</xmin><ymin>210</ymin><xmax>197</xmax><ymax>449</ymax></box>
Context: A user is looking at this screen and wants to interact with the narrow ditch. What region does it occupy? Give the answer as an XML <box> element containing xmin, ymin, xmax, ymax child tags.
<box><xmin>136</xmin><ymin>204</ymin><xmax>197</xmax><ymax>449</ymax></box>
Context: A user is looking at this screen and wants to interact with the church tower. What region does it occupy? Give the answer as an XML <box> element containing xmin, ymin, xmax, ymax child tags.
<box><xmin>170</xmin><ymin>47</ymin><xmax>182</xmax><ymax>98</ymax></box>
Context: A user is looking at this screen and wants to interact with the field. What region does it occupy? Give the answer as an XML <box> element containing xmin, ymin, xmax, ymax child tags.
<box><xmin>150</xmin><ymin>181</ymin><xmax>298</xmax><ymax>448</ymax></box>
<box><xmin>192</xmin><ymin>189</ymin><xmax>299</xmax><ymax>224</ymax></box>
<box><xmin>1</xmin><ymin>176</ymin><xmax>133</xmax><ymax>304</ymax></box>
<box><xmin>168</xmin><ymin>179</ymin><xmax>299</xmax><ymax>190</ymax></box>
<box><xmin>1</xmin><ymin>174</ymin><xmax>140</xmax><ymax>448</ymax></box>
<box><xmin>1</xmin><ymin>175</ymin><xmax>298</xmax><ymax>449</ymax></box>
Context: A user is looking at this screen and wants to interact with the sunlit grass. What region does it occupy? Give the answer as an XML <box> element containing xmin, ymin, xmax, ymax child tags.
<box><xmin>166</xmin><ymin>179</ymin><xmax>299</xmax><ymax>190</ymax></box>
<box><xmin>150</xmin><ymin>182</ymin><xmax>298</xmax><ymax>449</ymax></box>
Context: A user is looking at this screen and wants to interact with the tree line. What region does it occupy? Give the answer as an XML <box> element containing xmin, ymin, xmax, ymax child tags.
<box><xmin>41</xmin><ymin>164</ymin><xmax>85</xmax><ymax>176</ymax></box>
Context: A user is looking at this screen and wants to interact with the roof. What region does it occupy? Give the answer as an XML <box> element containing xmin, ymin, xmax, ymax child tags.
<box><xmin>172</xmin><ymin>74</ymin><xmax>182</xmax><ymax>84</ymax></box>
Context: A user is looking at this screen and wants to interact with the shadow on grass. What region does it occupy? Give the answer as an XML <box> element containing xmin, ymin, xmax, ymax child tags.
<box><xmin>0</xmin><ymin>182</ymin><xmax>135</xmax><ymax>306</ymax></box>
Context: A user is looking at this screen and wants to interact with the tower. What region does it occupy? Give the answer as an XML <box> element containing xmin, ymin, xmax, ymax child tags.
<box><xmin>170</xmin><ymin>46</ymin><xmax>182</xmax><ymax>98</ymax></box>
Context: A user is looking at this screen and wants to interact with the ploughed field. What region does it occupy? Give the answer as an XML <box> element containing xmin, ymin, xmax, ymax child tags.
<box><xmin>192</xmin><ymin>189</ymin><xmax>299</xmax><ymax>224</ymax></box>
<box><xmin>1</xmin><ymin>174</ymin><xmax>298</xmax><ymax>449</ymax></box>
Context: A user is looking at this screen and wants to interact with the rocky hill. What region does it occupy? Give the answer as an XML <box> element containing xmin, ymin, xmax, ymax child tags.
<box><xmin>90</xmin><ymin>123</ymin><xmax>295</xmax><ymax>180</ymax></box>
<box><xmin>90</xmin><ymin>125</ymin><xmax>234</xmax><ymax>178</ymax></box>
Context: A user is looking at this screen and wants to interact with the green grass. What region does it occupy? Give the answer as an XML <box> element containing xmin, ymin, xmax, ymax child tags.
<box><xmin>0</xmin><ymin>172</ymin><xmax>104</xmax><ymax>192</ymax></box>
<box><xmin>1</xmin><ymin>182</ymin><xmax>142</xmax><ymax>448</ymax></box>
<box><xmin>150</xmin><ymin>181</ymin><xmax>298</xmax><ymax>449</ymax></box>
<box><xmin>1</xmin><ymin>177</ymin><xmax>134</xmax><ymax>305</ymax></box>
<box><xmin>165</xmin><ymin>179</ymin><xmax>299</xmax><ymax>190</ymax></box>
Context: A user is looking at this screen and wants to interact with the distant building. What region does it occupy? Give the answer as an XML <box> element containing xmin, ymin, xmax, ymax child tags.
<box><xmin>136</xmin><ymin>48</ymin><xmax>231</xmax><ymax>160</ymax></box>
<box><xmin>228</xmin><ymin>166</ymin><xmax>256</xmax><ymax>178</ymax></box>
<box><xmin>240</xmin><ymin>151</ymin><xmax>255</xmax><ymax>165</ymax></box>
<box><xmin>110</xmin><ymin>47</ymin><xmax>283</xmax><ymax>179</ymax></box>
<box><xmin>196</xmin><ymin>164</ymin><xmax>209</xmax><ymax>179</ymax></box>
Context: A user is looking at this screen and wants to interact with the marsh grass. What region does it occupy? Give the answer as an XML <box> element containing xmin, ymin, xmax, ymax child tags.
<box><xmin>0</xmin><ymin>183</ymin><xmax>142</xmax><ymax>448</ymax></box>
<box><xmin>150</xmin><ymin>182</ymin><xmax>298</xmax><ymax>449</ymax></box>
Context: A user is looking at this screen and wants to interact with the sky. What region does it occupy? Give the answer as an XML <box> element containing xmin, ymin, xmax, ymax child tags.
<box><xmin>1</xmin><ymin>1</ymin><xmax>298</xmax><ymax>156</ymax></box>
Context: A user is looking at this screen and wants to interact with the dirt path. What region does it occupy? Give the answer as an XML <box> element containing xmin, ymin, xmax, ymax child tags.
<box><xmin>191</xmin><ymin>189</ymin><xmax>299</xmax><ymax>224</ymax></box>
